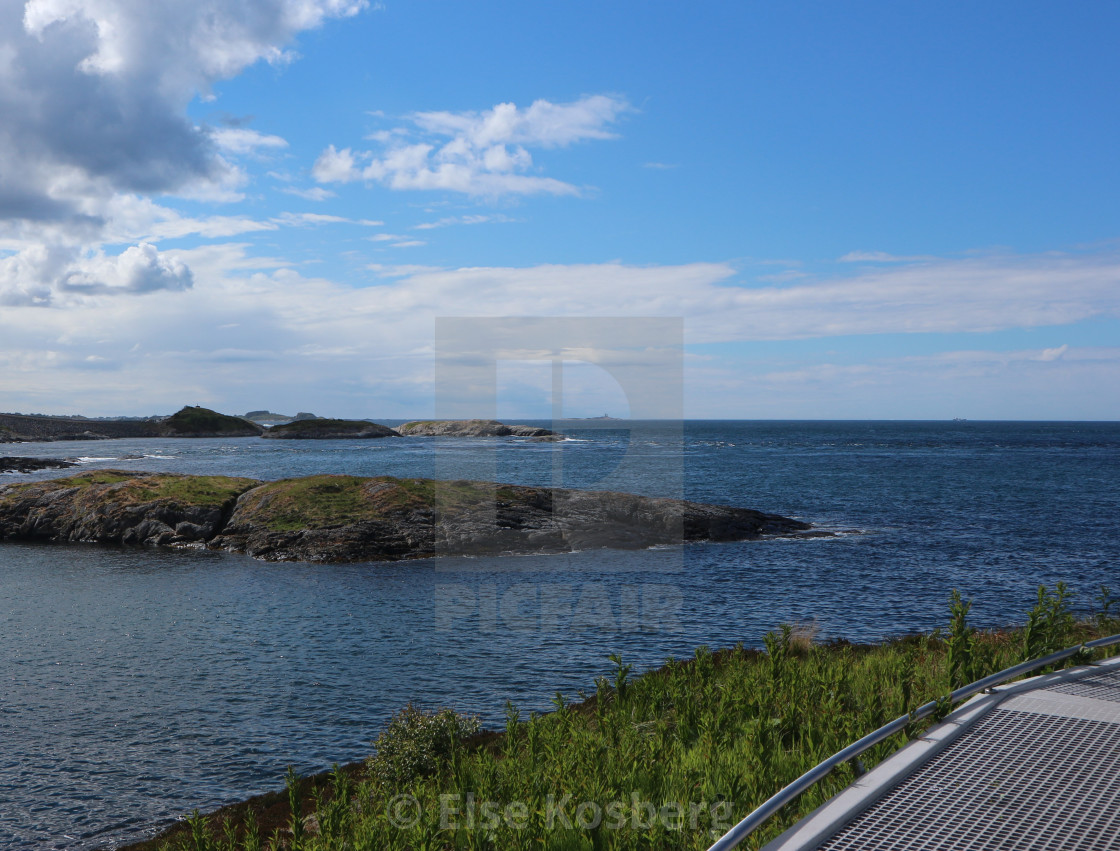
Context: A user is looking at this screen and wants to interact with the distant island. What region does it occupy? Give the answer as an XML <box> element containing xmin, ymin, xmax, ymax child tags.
<box><xmin>0</xmin><ymin>470</ymin><xmax>815</xmax><ymax>562</ymax></box>
<box><xmin>0</xmin><ymin>407</ymin><xmax>560</xmax><ymax>443</ymax></box>
<box><xmin>261</xmin><ymin>419</ymin><xmax>399</xmax><ymax>440</ymax></box>
<box><xmin>397</xmin><ymin>419</ymin><xmax>558</xmax><ymax>438</ymax></box>
<box><xmin>243</xmin><ymin>410</ymin><xmax>320</xmax><ymax>426</ymax></box>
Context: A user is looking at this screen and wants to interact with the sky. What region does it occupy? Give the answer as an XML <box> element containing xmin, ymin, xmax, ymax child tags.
<box><xmin>1</xmin><ymin>0</ymin><xmax>1118</xmax><ymax>420</ymax></box>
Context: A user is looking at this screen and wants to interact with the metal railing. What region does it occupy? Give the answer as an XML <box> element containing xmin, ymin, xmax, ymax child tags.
<box><xmin>706</xmin><ymin>632</ymin><xmax>1120</xmax><ymax>851</ymax></box>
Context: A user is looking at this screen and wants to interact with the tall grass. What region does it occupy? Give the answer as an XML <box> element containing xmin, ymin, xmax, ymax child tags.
<box><xmin>158</xmin><ymin>586</ymin><xmax>1120</xmax><ymax>851</ymax></box>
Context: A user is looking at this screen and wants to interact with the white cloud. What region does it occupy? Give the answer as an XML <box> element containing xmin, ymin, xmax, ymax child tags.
<box><xmin>272</xmin><ymin>212</ymin><xmax>383</xmax><ymax>227</ymax></box>
<box><xmin>410</xmin><ymin>96</ymin><xmax>629</xmax><ymax>148</ymax></box>
<box><xmin>1</xmin><ymin>241</ymin><xmax>191</xmax><ymax>304</ymax></box>
<box><xmin>367</xmin><ymin>233</ymin><xmax>425</xmax><ymax>248</ymax></box>
<box><xmin>98</xmin><ymin>194</ymin><xmax>277</xmax><ymax>242</ymax></box>
<box><xmin>61</xmin><ymin>242</ymin><xmax>193</xmax><ymax>295</ymax></box>
<box><xmin>4</xmin><ymin>0</ymin><xmax>367</xmax><ymax>223</ymax></box>
<box><xmin>311</xmin><ymin>145</ymin><xmax>358</xmax><ymax>183</ymax></box>
<box><xmin>838</xmin><ymin>250</ymin><xmax>938</xmax><ymax>263</ymax></box>
<box><xmin>211</xmin><ymin>127</ymin><xmax>288</xmax><ymax>155</ymax></box>
<box><xmin>413</xmin><ymin>213</ymin><xmax>516</xmax><ymax>230</ymax></box>
<box><xmin>1038</xmin><ymin>344</ymin><xmax>1069</xmax><ymax>362</ymax></box>
<box><xmin>280</xmin><ymin>186</ymin><xmax>336</xmax><ymax>201</ymax></box>
<box><xmin>366</xmin><ymin>263</ymin><xmax>444</xmax><ymax>278</ymax></box>
<box><xmin>313</xmin><ymin>95</ymin><xmax>630</xmax><ymax>196</ymax></box>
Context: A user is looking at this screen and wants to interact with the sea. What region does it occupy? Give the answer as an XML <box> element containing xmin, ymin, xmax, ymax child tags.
<box><xmin>1</xmin><ymin>420</ymin><xmax>1118</xmax><ymax>849</ymax></box>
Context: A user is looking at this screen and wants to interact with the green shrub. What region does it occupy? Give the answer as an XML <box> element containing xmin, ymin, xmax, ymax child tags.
<box><xmin>367</xmin><ymin>703</ymin><xmax>480</xmax><ymax>786</ymax></box>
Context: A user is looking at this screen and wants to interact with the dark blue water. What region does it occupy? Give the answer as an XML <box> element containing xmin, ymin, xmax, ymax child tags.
<box><xmin>1</xmin><ymin>421</ymin><xmax>1118</xmax><ymax>849</ymax></box>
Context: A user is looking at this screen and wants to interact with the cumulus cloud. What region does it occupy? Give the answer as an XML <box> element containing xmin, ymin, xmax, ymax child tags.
<box><xmin>0</xmin><ymin>0</ymin><xmax>367</xmax><ymax>302</ymax></box>
<box><xmin>1</xmin><ymin>241</ymin><xmax>191</xmax><ymax>304</ymax></box>
<box><xmin>313</xmin><ymin>95</ymin><xmax>630</xmax><ymax>196</ymax></box>
<box><xmin>3</xmin><ymin>0</ymin><xmax>364</xmax><ymax>223</ymax></box>
<box><xmin>60</xmin><ymin>242</ymin><xmax>193</xmax><ymax>294</ymax></box>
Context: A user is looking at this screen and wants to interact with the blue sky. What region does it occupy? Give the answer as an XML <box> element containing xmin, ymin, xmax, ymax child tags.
<box><xmin>1</xmin><ymin>1</ymin><xmax>1117</xmax><ymax>419</ymax></box>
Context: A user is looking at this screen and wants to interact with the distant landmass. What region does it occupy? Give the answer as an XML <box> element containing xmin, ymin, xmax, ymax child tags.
<box><xmin>0</xmin><ymin>407</ymin><xmax>571</xmax><ymax>445</ymax></box>
<box><xmin>243</xmin><ymin>411</ymin><xmax>320</xmax><ymax>425</ymax></box>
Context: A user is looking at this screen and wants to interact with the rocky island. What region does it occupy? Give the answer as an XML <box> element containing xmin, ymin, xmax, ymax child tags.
<box><xmin>155</xmin><ymin>405</ymin><xmax>264</xmax><ymax>437</ymax></box>
<box><xmin>397</xmin><ymin>419</ymin><xmax>558</xmax><ymax>438</ymax></box>
<box><xmin>261</xmin><ymin>418</ymin><xmax>399</xmax><ymax>439</ymax></box>
<box><xmin>0</xmin><ymin>471</ymin><xmax>814</xmax><ymax>562</ymax></box>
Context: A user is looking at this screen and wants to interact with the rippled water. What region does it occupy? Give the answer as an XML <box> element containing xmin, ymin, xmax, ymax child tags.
<box><xmin>2</xmin><ymin>421</ymin><xmax>1118</xmax><ymax>849</ymax></box>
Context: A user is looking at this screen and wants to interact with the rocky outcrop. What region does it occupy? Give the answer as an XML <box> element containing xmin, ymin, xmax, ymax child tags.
<box><xmin>262</xmin><ymin>419</ymin><xmax>399</xmax><ymax>440</ymax></box>
<box><xmin>0</xmin><ymin>457</ymin><xmax>78</xmax><ymax>474</ymax></box>
<box><xmin>212</xmin><ymin>476</ymin><xmax>814</xmax><ymax>561</ymax></box>
<box><xmin>0</xmin><ymin>472</ymin><xmax>815</xmax><ymax>562</ymax></box>
<box><xmin>397</xmin><ymin>419</ymin><xmax>557</xmax><ymax>438</ymax></box>
<box><xmin>0</xmin><ymin>471</ymin><xmax>259</xmax><ymax>547</ymax></box>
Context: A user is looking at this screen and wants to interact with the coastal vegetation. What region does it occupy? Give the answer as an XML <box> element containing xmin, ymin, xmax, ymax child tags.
<box><xmin>130</xmin><ymin>585</ymin><xmax>1119</xmax><ymax>851</ymax></box>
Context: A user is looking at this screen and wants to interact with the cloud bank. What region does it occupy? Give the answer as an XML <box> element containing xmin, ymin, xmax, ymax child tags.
<box><xmin>2</xmin><ymin>244</ymin><xmax>1118</xmax><ymax>416</ymax></box>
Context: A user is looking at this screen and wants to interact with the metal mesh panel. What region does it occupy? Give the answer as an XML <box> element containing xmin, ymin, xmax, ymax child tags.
<box><xmin>1046</xmin><ymin>668</ymin><xmax>1120</xmax><ymax>704</ymax></box>
<box><xmin>816</xmin><ymin>708</ymin><xmax>1120</xmax><ymax>850</ymax></box>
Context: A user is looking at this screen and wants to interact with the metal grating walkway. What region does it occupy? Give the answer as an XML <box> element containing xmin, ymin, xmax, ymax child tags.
<box><xmin>764</xmin><ymin>657</ymin><xmax>1120</xmax><ymax>850</ymax></box>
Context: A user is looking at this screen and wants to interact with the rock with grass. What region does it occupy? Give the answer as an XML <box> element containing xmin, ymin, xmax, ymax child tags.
<box><xmin>261</xmin><ymin>419</ymin><xmax>399</xmax><ymax>439</ymax></box>
<box><xmin>0</xmin><ymin>472</ymin><xmax>815</xmax><ymax>561</ymax></box>
<box><xmin>207</xmin><ymin>475</ymin><xmax>813</xmax><ymax>561</ymax></box>
<box><xmin>0</xmin><ymin>471</ymin><xmax>260</xmax><ymax>547</ymax></box>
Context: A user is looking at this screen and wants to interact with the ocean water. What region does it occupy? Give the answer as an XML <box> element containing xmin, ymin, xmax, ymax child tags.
<box><xmin>1</xmin><ymin>421</ymin><xmax>1118</xmax><ymax>849</ymax></box>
